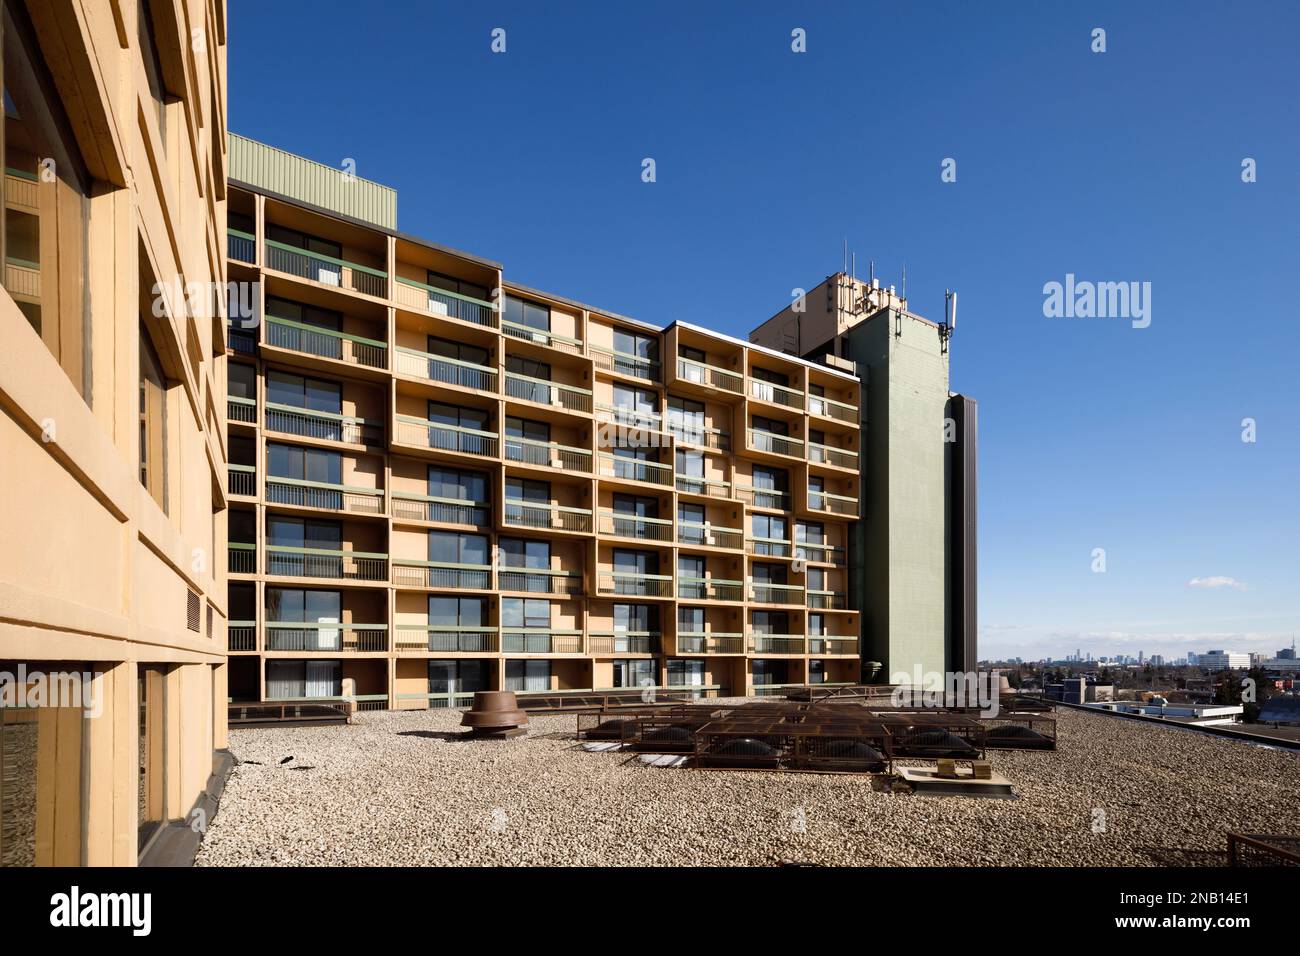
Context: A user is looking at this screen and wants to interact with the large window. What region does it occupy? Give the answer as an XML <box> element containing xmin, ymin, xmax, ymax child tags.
<box><xmin>428</xmin><ymin>595</ymin><xmax>486</xmax><ymax>627</ymax></box>
<box><xmin>613</xmin><ymin>328</ymin><xmax>657</xmax><ymax>362</ymax></box>
<box><xmin>267</xmin><ymin>442</ymin><xmax>341</xmax><ymax>485</ymax></box>
<box><xmin>612</xmin><ymin>659</ymin><xmax>654</xmax><ymax>689</ymax></box>
<box><xmin>429</xmin><ymin>466</ymin><xmax>487</xmax><ymax>503</ymax></box>
<box><xmin>266</xmin><ymin>660</ymin><xmax>340</xmax><ymax>700</ymax></box>
<box><xmin>504</xmin><ymin>660</ymin><xmax>550</xmax><ymax>692</ymax></box>
<box><xmin>267</xmin><ymin>370</ymin><xmax>341</xmax><ymax>414</ymax></box>
<box><xmin>429</xmin><ymin>660</ymin><xmax>489</xmax><ymax>699</ymax></box>
<box><xmin>139</xmin><ymin>327</ymin><xmax>168</xmax><ymax>512</ymax></box>
<box><xmin>428</xmin><ymin>530</ymin><xmax>489</xmax><ymax>566</ymax></box>
<box><xmin>266</xmin><ymin>588</ymin><xmax>342</xmax><ymax>651</ymax></box>
<box><xmin>751</xmin><ymin>513</ymin><xmax>788</xmax><ymax>550</ymax></box>
<box><xmin>500</xmin><ymin>538</ymin><xmax>550</xmax><ymax>569</ymax></box>
<box><xmin>667</xmin><ymin>658</ymin><xmax>704</xmax><ymax>687</ymax></box>
<box><xmin>3</xmin><ymin>0</ymin><xmax>92</xmax><ymax>395</ymax></box>
<box><xmin>503</xmin><ymin>294</ymin><xmax>550</xmax><ymax>332</ymax></box>
<box><xmin>613</xmin><ymin>603</ymin><xmax>657</xmax><ymax>633</ymax></box>
<box><xmin>613</xmin><ymin>383</ymin><xmax>658</xmax><ymax>418</ymax></box>
<box><xmin>502</xmin><ymin>597</ymin><xmax>551</xmax><ymax>629</ymax></box>
<box><xmin>430</xmin><ymin>271</ymin><xmax>489</xmax><ymax>305</ymax></box>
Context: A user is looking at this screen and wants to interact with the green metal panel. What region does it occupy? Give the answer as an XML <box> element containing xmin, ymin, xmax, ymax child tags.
<box><xmin>227</xmin><ymin>133</ymin><xmax>397</xmax><ymax>229</ymax></box>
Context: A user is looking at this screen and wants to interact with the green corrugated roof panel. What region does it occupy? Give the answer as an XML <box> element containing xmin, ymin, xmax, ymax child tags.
<box><xmin>227</xmin><ymin>133</ymin><xmax>397</xmax><ymax>230</ymax></box>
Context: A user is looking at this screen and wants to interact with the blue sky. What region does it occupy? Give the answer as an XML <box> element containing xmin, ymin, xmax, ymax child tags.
<box><xmin>230</xmin><ymin>1</ymin><xmax>1300</xmax><ymax>662</ymax></box>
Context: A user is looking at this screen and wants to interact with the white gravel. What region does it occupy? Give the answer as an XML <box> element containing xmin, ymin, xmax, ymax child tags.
<box><xmin>196</xmin><ymin>705</ymin><xmax>1300</xmax><ymax>866</ymax></box>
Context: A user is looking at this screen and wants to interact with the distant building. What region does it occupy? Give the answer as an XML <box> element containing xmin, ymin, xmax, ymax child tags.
<box><xmin>1258</xmin><ymin>697</ymin><xmax>1300</xmax><ymax>726</ymax></box>
<box><xmin>1199</xmin><ymin>650</ymin><xmax>1251</xmax><ymax>671</ymax></box>
<box><xmin>1087</xmin><ymin>700</ymin><xmax>1244</xmax><ymax>727</ymax></box>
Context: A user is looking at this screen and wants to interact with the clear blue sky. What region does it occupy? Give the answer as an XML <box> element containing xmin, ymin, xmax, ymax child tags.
<box><xmin>230</xmin><ymin>1</ymin><xmax>1300</xmax><ymax>662</ymax></box>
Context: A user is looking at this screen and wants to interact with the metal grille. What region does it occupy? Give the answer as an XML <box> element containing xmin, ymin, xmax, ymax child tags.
<box><xmin>187</xmin><ymin>590</ymin><xmax>201</xmax><ymax>632</ymax></box>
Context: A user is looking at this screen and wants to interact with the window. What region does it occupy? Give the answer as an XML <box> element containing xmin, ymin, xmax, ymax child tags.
<box><xmin>429</xmin><ymin>660</ymin><xmax>489</xmax><ymax>697</ymax></box>
<box><xmin>808</xmin><ymin>660</ymin><xmax>826</xmax><ymax>684</ymax></box>
<box><xmin>267</xmin><ymin>370</ymin><xmax>341</xmax><ymax>414</ymax></box>
<box><xmin>612</xmin><ymin>494</ymin><xmax>657</xmax><ymax>519</ymax></box>
<box><xmin>614</xmin><ymin>603</ymin><xmax>657</xmax><ymax>633</ymax></box>
<box><xmin>678</xmin><ymin>556</ymin><xmax>705</xmax><ymax>596</ymax></box>
<box><xmin>751</xmin><ymin>563</ymin><xmax>787</xmax><ymax>586</ymax></box>
<box><xmin>677</xmin><ymin>606</ymin><xmax>704</xmax><ymax>632</ymax></box>
<box><xmin>266</xmin><ymin>516</ymin><xmax>341</xmax><ymax>575</ymax></box>
<box><xmin>807</xmin><ymin>567</ymin><xmax>827</xmax><ymax>592</ymax></box>
<box><xmin>677</xmin><ymin>502</ymin><xmax>705</xmax><ymax>543</ymax></box>
<box><xmin>751</xmin><ymin>414</ymin><xmax>788</xmax><ymax>437</ymax></box>
<box><xmin>667</xmin><ymin>658</ymin><xmax>704</xmax><ymax>687</ymax></box>
<box><xmin>751</xmin><ymin>366</ymin><xmax>789</xmax><ymax>386</ymax></box>
<box><xmin>676</xmin><ymin>449</ymin><xmax>704</xmax><ymax>479</ymax></box>
<box><xmin>752</xmin><ymin>466</ymin><xmax>788</xmax><ymax>493</ymax></box>
<box><xmin>266</xmin><ymin>296</ymin><xmax>341</xmax><ymax>332</ymax></box>
<box><xmin>500</xmin><ymin>537</ymin><xmax>550</xmax><ymax>569</ymax></box>
<box><xmin>430</xmin><ymin>271</ymin><xmax>489</xmax><ymax>304</ymax></box>
<box><xmin>504</xmin><ymin>660</ymin><xmax>550</xmax><ymax>692</ymax></box>
<box><xmin>506</xmin><ymin>415</ymin><xmax>549</xmax><ymax>441</ymax></box>
<box><xmin>429</xmin><ymin>466</ymin><xmax>487</xmax><ymax>503</ymax></box>
<box><xmin>139</xmin><ymin>327</ymin><xmax>168</xmax><ymax>512</ymax></box>
<box><xmin>427</xmin><ymin>400</ymin><xmax>487</xmax><ymax>430</ymax></box>
<box><xmin>428</xmin><ymin>335</ymin><xmax>491</xmax><ymax>384</ymax></box>
<box><xmin>428</xmin><ymin>596</ymin><xmax>486</xmax><ymax>627</ymax></box>
<box><xmin>613</xmin><ymin>383</ymin><xmax>658</xmax><ymax>417</ymax></box>
<box><xmin>2</xmin><ymin>0</ymin><xmax>92</xmax><ymax>394</ymax></box>
<box><xmin>614</xmin><ymin>328</ymin><xmax>657</xmax><ymax>361</ymax></box>
<box><xmin>266</xmin><ymin>225</ymin><xmax>344</xmax><ymax>285</ymax></box>
<box><xmin>137</xmin><ymin>664</ymin><xmax>167</xmax><ymax>853</ymax></box>
<box><xmin>613</xmin><ymin>659</ymin><xmax>654</xmax><ymax>689</ymax></box>
<box><xmin>751</xmin><ymin>659</ymin><xmax>787</xmax><ymax>686</ymax></box>
<box><xmin>138</xmin><ymin>0</ymin><xmax>168</xmax><ymax>143</ymax></box>
<box><xmin>502</xmin><ymin>597</ymin><xmax>551</xmax><ymax>629</ymax></box>
<box><xmin>751</xmin><ymin>513</ymin><xmax>788</xmax><ymax>546</ymax></box>
<box><xmin>504</xmin><ymin>294</ymin><xmax>551</xmax><ymax>332</ymax></box>
<box><xmin>228</xmin><ymin>362</ymin><xmax>256</xmax><ymax>401</ymax></box>
<box><xmin>266</xmin><ymin>660</ymin><xmax>340</xmax><ymax>700</ymax></box>
<box><xmin>266</xmin><ymin>588</ymin><xmax>342</xmax><ymax>651</ymax></box>
<box><xmin>505</xmin><ymin>354</ymin><xmax>551</xmax><ymax>402</ymax></box>
<box><xmin>679</xmin><ymin>345</ymin><xmax>706</xmax><ymax>363</ymax></box>
<box><xmin>750</xmin><ymin>610</ymin><xmax>788</xmax><ymax>633</ymax></box>
<box><xmin>428</xmin><ymin>530</ymin><xmax>488</xmax><ymax>566</ymax></box>
<box><xmin>666</xmin><ymin>396</ymin><xmax>704</xmax><ymax>439</ymax></box>
<box><xmin>506</xmin><ymin>477</ymin><xmax>549</xmax><ymax>502</ymax></box>
<box><xmin>267</xmin><ymin>442</ymin><xmax>341</xmax><ymax>485</ymax></box>
<box><xmin>613</xmin><ymin>549</ymin><xmax>657</xmax><ymax>575</ymax></box>
<box><xmin>809</xmin><ymin>613</ymin><xmax>826</xmax><ymax>636</ymax></box>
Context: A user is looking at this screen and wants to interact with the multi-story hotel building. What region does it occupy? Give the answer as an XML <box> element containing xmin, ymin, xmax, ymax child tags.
<box><xmin>223</xmin><ymin>135</ymin><xmax>864</xmax><ymax>710</ymax></box>
<box><xmin>0</xmin><ymin>0</ymin><xmax>229</xmax><ymax>866</ymax></box>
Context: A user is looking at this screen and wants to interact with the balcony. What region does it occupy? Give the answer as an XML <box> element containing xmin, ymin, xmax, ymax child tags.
<box><xmin>265</xmin><ymin>546</ymin><xmax>388</xmax><ymax>581</ymax></box>
<box><xmin>391</xmin><ymin>492</ymin><xmax>488</xmax><ymax>526</ymax></box>
<box><xmin>735</xmin><ymin>485</ymin><xmax>789</xmax><ymax>510</ymax></box>
<box><xmin>228</xmin><ymin>228</ymin><xmax>256</xmax><ymax>264</ymax></box>
<box><xmin>264</xmin><ymin>622</ymin><xmax>389</xmax><ymax>653</ymax></box>
<box><xmin>597</xmin><ymin>571</ymin><xmax>673</xmax><ymax>598</ymax></box>
<box><xmin>228</xmin><ymin>543</ymin><xmax>256</xmax><ymax>574</ymax></box>
<box><xmin>501</xmin><ymin>629</ymin><xmax>583</xmax><ymax>654</ymax></box>
<box><xmin>667</xmin><ymin>419</ymin><xmax>730</xmax><ymax>452</ymax></box>
<box><xmin>677</xmin><ymin>576</ymin><xmax>744</xmax><ymax>602</ymax></box>
<box><xmin>596</xmin><ymin>403</ymin><xmax>663</xmax><ymax>432</ymax></box>
<box><xmin>395</xmin><ymin>346</ymin><xmax>497</xmax><ymax>392</ymax></box>
<box><xmin>676</xmin><ymin>521</ymin><xmax>743</xmax><ymax>550</ymax></box>
<box><xmin>227</xmin><ymin>465</ymin><xmax>256</xmax><ymax>497</ymax></box>
<box><xmin>394</xmin><ymin>625</ymin><xmax>499</xmax><ymax>654</ymax></box>
<box><xmin>598</xmin><ymin>454</ymin><xmax>673</xmax><ymax>486</ymax></box>
<box><xmin>504</xmin><ymin>435</ymin><xmax>592</xmax><ymax>473</ymax></box>
<box><xmin>808</xmin><ymin>394</ymin><xmax>858</xmax><ymax>424</ymax></box>
<box><xmin>598</xmin><ymin>511</ymin><xmax>672</xmax><ymax>542</ymax></box>
<box><xmin>749</xmin><ymin>582</ymin><xmax>804</xmax><ymax>605</ymax></box>
<box><xmin>395</xmin><ymin>415</ymin><xmax>499</xmax><ymax>458</ymax></box>
<box><xmin>227</xmin><ymin>321</ymin><xmax>257</xmax><ymax>355</ymax></box>
<box><xmin>809</xmin><ymin>636</ymin><xmax>858</xmax><ymax>655</ymax></box>
<box><xmin>591</xmin><ymin>345</ymin><xmax>659</xmax><ymax>382</ymax></box>
<box><xmin>588</xmin><ymin>631</ymin><xmax>659</xmax><ymax>655</ymax></box>
<box><xmin>748</xmin><ymin>378</ymin><xmax>804</xmax><ymax>411</ymax></box>
<box><xmin>228</xmin><ymin>621</ymin><xmax>256</xmax><ymax>652</ymax></box>
<box><xmin>676</xmin><ymin>356</ymin><xmax>742</xmax><ymax>394</ymax></box>
<box><xmin>503</xmin><ymin>500</ymin><xmax>593</xmax><ymax>533</ymax></box>
<box><xmin>502</xmin><ymin>320</ymin><xmax>582</xmax><ymax>354</ymax></box>
<box><xmin>747</xmin><ymin>535</ymin><xmax>792</xmax><ymax>558</ymax></box>
<box><xmin>498</xmin><ymin>567</ymin><xmax>583</xmax><ymax>595</ymax></box>
<box><xmin>505</xmin><ymin>372</ymin><xmax>592</xmax><ymax>414</ymax></box>
<box><xmin>265</xmin><ymin>476</ymin><xmax>385</xmax><ymax>516</ymax></box>
<box><xmin>394</xmin><ymin>276</ymin><xmax>497</xmax><ymax>327</ymax></box>
<box><xmin>265</xmin><ymin>239</ymin><xmax>388</xmax><ymax>298</ymax></box>
<box><xmin>809</xmin><ymin>489</ymin><xmax>858</xmax><ymax>517</ymax></box>
<box><xmin>265</xmin><ymin>403</ymin><xmax>380</xmax><ymax>446</ymax></box>
<box><xmin>807</xmin><ymin>441</ymin><xmax>858</xmax><ymax>470</ymax></box>
<box><xmin>676</xmin><ymin>632</ymin><xmax>745</xmax><ymax>655</ymax></box>
<box><xmin>748</xmin><ymin>633</ymin><xmax>806</xmax><ymax>654</ymax></box>
<box><xmin>392</xmin><ymin>560</ymin><xmax>492</xmax><ymax>590</ymax></box>
<box><xmin>227</xmin><ymin>395</ymin><xmax>256</xmax><ymax>424</ymax></box>
<box><xmin>676</xmin><ymin>475</ymin><xmax>731</xmax><ymax>499</ymax></box>
<box><xmin>265</xmin><ymin>316</ymin><xmax>387</xmax><ymax>371</ymax></box>
<box><xmin>748</xmin><ymin>428</ymin><xmax>804</xmax><ymax>458</ymax></box>
<box><xmin>794</xmin><ymin>541</ymin><xmax>846</xmax><ymax>566</ymax></box>
<box><xmin>807</xmin><ymin>590</ymin><xmax>848</xmax><ymax>610</ymax></box>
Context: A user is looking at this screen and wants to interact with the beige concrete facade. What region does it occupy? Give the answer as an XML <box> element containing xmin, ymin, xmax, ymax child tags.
<box><xmin>224</xmin><ymin>176</ymin><xmax>863</xmax><ymax>710</ymax></box>
<box><xmin>0</xmin><ymin>0</ymin><xmax>228</xmax><ymax>866</ymax></box>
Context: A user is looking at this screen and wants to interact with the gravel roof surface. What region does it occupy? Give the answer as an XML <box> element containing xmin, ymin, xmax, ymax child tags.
<box><xmin>196</xmin><ymin>704</ymin><xmax>1300</xmax><ymax>866</ymax></box>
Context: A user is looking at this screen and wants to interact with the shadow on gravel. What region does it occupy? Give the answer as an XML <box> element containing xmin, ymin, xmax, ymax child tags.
<box><xmin>397</xmin><ymin>730</ymin><xmax>474</xmax><ymax>742</ymax></box>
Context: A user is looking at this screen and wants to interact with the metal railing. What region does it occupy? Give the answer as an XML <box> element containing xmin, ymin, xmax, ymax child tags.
<box><xmin>808</xmin><ymin>637</ymin><xmax>858</xmax><ymax>655</ymax></box>
<box><xmin>595</xmin><ymin>402</ymin><xmax>663</xmax><ymax>431</ymax></box>
<box><xmin>748</xmin><ymin>633</ymin><xmax>806</xmax><ymax>654</ymax></box>
<box><xmin>392</xmin><ymin>561</ymin><xmax>492</xmax><ymax>590</ymax></box>
<box><xmin>676</xmin><ymin>632</ymin><xmax>745</xmax><ymax>655</ymax></box>
<box><xmin>807</xmin><ymin>441</ymin><xmax>858</xmax><ymax>469</ymax></box>
<box><xmin>808</xmin><ymin>393</ymin><xmax>858</xmax><ymax>424</ymax></box>
<box><xmin>676</xmin><ymin>475</ymin><xmax>731</xmax><ymax>498</ymax></box>
<box><xmin>504</xmin><ymin>435</ymin><xmax>592</xmax><ymax>472</ymax></box>
<box><xmin>227</xmin><ymin>323</ymin><xmax>258</xmax><ymax>355</ymax></box>
<box><xmin>227</xmin><ymin>228</ymin><xmax>255</xmax><ymax>264</ymax></box>
<box><xmin>395</xmin><ymin>415</ymin><xmax>499</xmax><ymax>458</ymax></box>
<box><xmin>264</xmin><ymin>622</ymin><xmax>388</xmax><ymax>653</ymax></box>
<box><xmin>734</xmin><ymin>485</ymin><xmax>789</xmax><ymax>510</ymax></box>
<box><xmin>265</xmin><ymin>476</ymin><xmax>385</xmax><ymax>515</ymax></box>
<box><xmin>500</xmin><ymin>629</ymin><xmax>583</xmax><ymax>653</ymax></box>
<box><xmin>676</xmin><ymin>576</ymin><xmax>744</xmax><ymax>602</ymax></box>
<box><xmin>394</xmin><ymin>276</ymin><xmax>497</xmax><ymax>327</ymax></box>
<box><xmin>598</xmin><ymin>511</ymin><xmax>673</xmax><ymax>541</ymax></box>
<box><xmin>598</xmin><ymin>453</ymin><xmax>673</xmax><ymax>485</ymax></box>
<box><xmin>809</xmin><ymin>489</ymin><xmax>858</xmax><ymax>516</ymax></box>
<box><xmin>676</xmin><ymin>522</ymin><xmax>743</xmax><ymax>550</ymax></box>
<box><xmin>266</xmin><ymin>316</ymin><xmax>387</xmax><ymax>370</ymax></box>
<box><xmin>394</xmin><ymin>625</ymin><xmax>499</xmax><ymax>653</ymax></box>
<box><xmin>228</xmin><ymin>543</ymin><xmax>256</xmax><ymax>574</ymax></box>
<box><xmin>794</xmin><ymin>541</ymin><xmax>846</xmax><ymax>565</ymax></box>
<box><xmin>501</xmin><ymin>319</ymin><xmax>582</xmax><ymax>354</ymax></box>
<box><xmin>749</xmin><ymin>582</ymin><xmax>804</xmax><ymax>605</ymax></box>
<box><xmin>265</xmin><ymin>402</ymin><xmax>379</xmax><ymax>445</ymax></box>
<box><xmin>395</xmin><ymin>346</ymin><xmax>497</xmax><ymax>391</ymax></box>
<box><xmin>391</xmin><ymin>492</ymin><xmax>488</xmax><ymax>526</ymax></box>
<box><xmin>505</xmin><ymin>372</ymin><xmax>592</xmax><ymax>412</ymax></box>
<box><xmin>502</xmin><ymin>500</ymin><xmax>593</xmax><ymax>533</ymax></box>
<box><xmin>265</xmin><ymin>238</ymin><xmax>388</xmax><ymax>298</ymax></box>
<box><xmin>806</xmin><ymin>589</ymin><xmax>847</xmax><ymax>610</ymax></box>
<box><xmin>748</xmin><ymin>428</ymin><xmax>804</xmax><ymax>458</ymax></box>
<box><xmin>597</xmin><ymin>571</ymin><xmax>673</xmax><ymax>598</ymax></box>
<box><xmin>498</xmin><ymin>567</ymin><xmax>583</xmax><ymax>595</ymax></box>
<box><xmin>264</xmin><ymin>545</ymin><xmax>388</xmax><ymax>581</ymax></box>
<box><xmin>590</xmin><ymin>345</ymin><xmax>660</xmax><ymax>381</ymax></box>
<box><xmin>746</xmin><ymin>535</ymin><xmax>792</xmax><ymax>557</ymax></box>
<box><xmin>748</xmin><ymin>378</ymin><xmax>804</xmax><ymax>410</ymax></box>
<box><xmin>227</xmin><ymin>395</ymin><xmax>256</xmax><ymax>423</ymax></box>
<box><xmin>227</xmin><ymin>464</ymin><xmax>256</xmax><ymax>497</ymax></box>
<box><xmin>676</xmin><ymin>356</ymin><xmax>742</xmax><ymax>393</ymax></box>
<box><xmin>667</xmin><ymin>419</ymin><xmax>729</xmax><ymax>451</ymax></box>
<box><xmin>228</xmin><ymin>621</ymin><xmax>256</xmax><ymax>652</ymax></box>
<box><xmin>588</xmin><ymin>631</ymin><xmax>659</xmax><ymax>654</ymax></box>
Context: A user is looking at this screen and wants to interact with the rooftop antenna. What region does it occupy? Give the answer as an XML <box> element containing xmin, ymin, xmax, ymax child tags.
<box><xmin>901</xmin><ymin>264</ymin><xmax>907</xmax><ymax>302</ymax></box>
<box><xmin>940</xmin><ymin>289</ymin><xmax>957</xmax><ymax>354</ymax></box>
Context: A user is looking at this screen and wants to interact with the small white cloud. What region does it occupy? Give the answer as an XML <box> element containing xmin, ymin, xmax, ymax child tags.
<box><xmin>1187</xmin><ymin>576</ymin><xmax>1247</xmax><ymax>590</ymax></box>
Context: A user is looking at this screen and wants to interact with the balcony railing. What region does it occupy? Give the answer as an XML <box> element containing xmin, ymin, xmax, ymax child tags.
<box><xmin>266</xmin><ymin>316</ymin><xmax>387</xmax><ymax>370</ymax></box>
<box><xmin>265</xmin><ymin>238</ymin><xmax>388</xmax><ymax>298</ymax></box>
<box><xmin>747</xmin><ymin>535</ymin><xmax>792</xmax><ymax>558</ymax></box>
<box><xmin>598</xmin><ymin>453</ymin><xmax>673</xmax><ymax>486</ymax></box>
<box><xmin>667</xmin><ymin>419</ymin><xmax>729</xmax><ymax>451</ymax></box>
<box><xmin>503</xmin><ymin>500</ymin><xmax>593</xmax><ymax>533</ymax></box>
<box><xmin>227</xmin><ymin>395</ymin><xmax>256</xmax><ymax>423</ymax></box>
<box><xmin>676</xmin><ymin>632</ymin><xmax>745</xmax><ymax>655</ymax></box>
<box><xmin>749</xmin><ymin>582</ymin><xmax>804</xmax><ymax>605</ymax></box>
<box><xmin>597</xmin><ymin>571</ymin><xmax>672</xmax><ymax>598</ymax></box>
<box><xmin>227</xmin><ymin>228</ymin><xmax>255</xmax><ymax>264</ymax></box>
<box><xmin>264</xmin><ymin>622</ymin><xmax>388</xmax><ymax>653</ymax></box>
<box><xmin>808</xmin><ymin>394</ymin><xmax>858</xmax><ymax>424</ymax></box>
<box><xmin>676</xmin><ymin>522</ymin><xmax>743</xmax><ymax>550</ymax></box>
<box><xmin>794</xmin><ymin>541</ymin><xmax>846</xmax><ymax>565</ymax></box>
<box><xmin>228</xmin><ymin>543</ymin><xmax>256</xmax><ymax>574</ymax></box>
<box><xmin>748</xmin><ymin>633</ymin><xmax>806</xmax><ymax>654</ymax></box>
<box><xmin>807</xmin><ymin>589</ymin><xmax>847</xmax><ymax>610</ymax></box>
<box><xmin>395</xmin><ymin>415</ymin><xmax>499</xmax><ymax>458</ymax></box>
<box><xmin>676</xmin><ymin>475</ymin><xmax>731</xmax><ymax>498</ymax></box>
<box><xmin>227</xmin><ymin>464</ymin><xmax>256</xmax><ymax>497</ymax></box>
<box><xmin>227</xmin><ymin>321</ymin><xmax>257</xmax><ymax>355</ymax></box>
<box><xmin>595</xmin><ymin>403</ymin><xmax>663</xmax><ymax>431</ymax></box>
<box><xmin>505</xmin><ymin>372</ymin><xmax>592</xmax><ymax>413</ymax></box>
<box><xmin>502</xmin><ymin>320</ymin><xmax>582</xmax><ymax>354</ymax></box>
<box><xmin>677</xmin><ymin>576</ymin><xmax>744</xmax><ymax>602</ymax></box>
<box><xmin>265</xmin><ymin>545</ymin><xmax>388</xmax><ymax>581</ymax></box>
<box><xmin>808</xmin><ymin>637</ymin><xmax>858</xmax><ymax>655</ymax></box>
<box><xmin>676</xmin><ymin>356</ymin><xmax>743</xmax><ymax>393</ymax></box>
<box><xmin>265</xmin><ymin>403</ymin><xmax>380</xmax><ymax>445</ymax></box>
<box><xmin>809</xmin><ymin>489</ymin><xmax>858</xmax><ymax>517</ymax></box>
<box><xmin>391</xmin><ymin>492</ymin><xmax>488</xmax><ymax>526</ymax></box>
<box><xmin>392</xmin><ymin>561</ymin><xmax>492</xmax><ymax>590</ymax></box>
<box><xmin>501</xmin><ymin>629</ymin><xmax>583</xmax><ymax>654</ymax></box>
<box><xmin>394</xmin><ymin>276</ymin><xmax>497</xmax><ymax>327</ymax></box>
<box><xmin>498</xmin><ymin>567</ymin><xmax>583</xmax><ymax>595</ymax></box>
<box><xmin>748</xmin><ymin>428</ymin><xmax>804</xmax><ymax>458</ymax></box>
<box><xmin>734</xmin><ymin>485</ymin><xmax>789</xmax><ymax>510</ymax></box>
<box><xmin>395</xmin><ymin>625</ymin><xmax>499</xmax><ymax>653</ymax></box>
<box><xmin>228</xmin><ymin>621</ymin><xmax>256</xmax><ymax>652</ymax></box>
<box><xmin>748</xmin><ymin>378</ymin><xmax>804</xmax><ymax>410</ymax></box>
<box><xmin>590</xmin><ymin>345</ymin><xmax>660</xmax><ymax>381</ymax></box>
<box><xmin>504</xmin><ymin>435</ymin><xmax>592</xmax><ymax>472</ymax></box>
<box><xmin>395</xmin><ymin>346</ymin><xmax>497</xmax><ymax>392</ymax></box>
<box><xmin>588</xmin><ymin>631</ymin><xmax>659</xmax><ymax>655</ymax></box>
<box><xmin>807</xmin><ymin>441</ymin><xmax>858</xmax><ymax>469</ymax></box>
<box><xmin>598</xmin><ymin>511</ymin><xmax>672</xmax><ymax>542</ymax></box>
<box><xmin>266</xmin><ymin>476</ymin><xmax>385</xmax><ymax>516</ymax></box>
